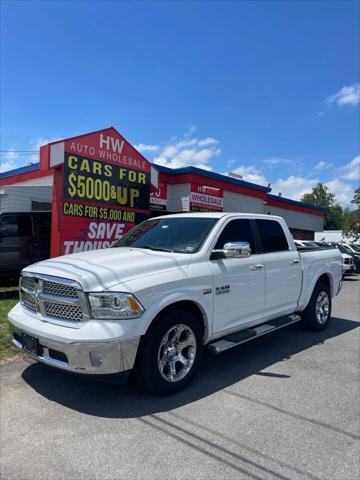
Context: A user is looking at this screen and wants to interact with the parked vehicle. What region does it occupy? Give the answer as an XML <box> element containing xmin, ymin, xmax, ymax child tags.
<box><xmin>350</xmin><ymin>244</ymin><xmax>360</xmax><ymax>253</ymax></box>
<box><xmin>8</xmin><ymin>213</ymin><xmax>343</xmax><ymax>394</ymax></box>
<box><xmin>340</xmin><ymin>252</ymin><xmax>355</xmax><ymax>275</ymax></box>
<box><xmin>294</xmin><ymin>240</ymin><xmax>321</xmax><ymax>249</ymax></box>
<box><xmin>327</xmin><ymin>242</ymin><xmax>359</xmax><ymax>274</ymax></box>
<box><xmin>0</xmin><ymin>212</ymin><xmax>51</xmax><ymax>279</ymax></box>
<box><xmin>337</xmin><ymin>243</ymin><xmax>360</xmax><ymax>273</ymax></box>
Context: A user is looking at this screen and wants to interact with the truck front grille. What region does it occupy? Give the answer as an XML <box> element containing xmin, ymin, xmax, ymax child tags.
<box><xmin>20</xmin><ymin>274</ymin><xmax>89</xmax><ymax>322</ymax></box>
<box><xmin>21</xmin><ymin>289</ymin><xmax>37</xmax><ymax>312</ymax></box>
<box><xmin>42</xmin><ymin>281</ymin><xmax>79</xmax><ymax>299</ymax></box>
<box><xmin>44</xmin><ymin>302</ymin><xmax>83</xmax><ymax>322</ymax></box>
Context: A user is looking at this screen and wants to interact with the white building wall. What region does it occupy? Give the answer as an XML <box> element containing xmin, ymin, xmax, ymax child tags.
<box><xmin>266</xmin><ymin>205</ymin><xmax>324</xmax><ymax>232</ymax></box>
<box><xmin>223</xmin><ymin>190</ymin><xmax>265</xmax><ymax>214</ymax></box>
<box><xmin>0</xmin><ymin>186</ymin><xmax>52</xmax><ymax>212</ymax></box>
<box><xmin>167</xmin><ymin>183</ymin><xmax>191</xmax><ymax>212</ymax></box>
<box><xmin>14</xmin><ymin>175</ymin><xmax>53</xmax><ymax>186</ymax></box>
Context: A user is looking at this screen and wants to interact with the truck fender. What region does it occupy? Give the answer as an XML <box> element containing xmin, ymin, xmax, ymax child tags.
<box><xmin>135</xmin><ymin>292</ymin><xmax>212</xmax><ymax>343</ymax></box>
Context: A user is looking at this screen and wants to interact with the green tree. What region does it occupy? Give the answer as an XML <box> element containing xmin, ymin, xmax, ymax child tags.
<box><xmin>300</xmin><ymin>183</ymin><xmax>343</xmax><ymax>230</ymax></box>
<box><xmin>342</xmin><ymin>187</ymin><xmax>360</xmax><ymax>240</ymax></box>
<box><xmin>352</xmin><ymin>186</ymin><xmax>360</xmax><ymax>208</ymax></box>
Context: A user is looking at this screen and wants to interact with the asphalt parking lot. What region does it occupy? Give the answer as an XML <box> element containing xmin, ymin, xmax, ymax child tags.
<box><xmin>1</xmin><ymin>276</ymin><xmax>359</xmax><ymax>480</ymax></box>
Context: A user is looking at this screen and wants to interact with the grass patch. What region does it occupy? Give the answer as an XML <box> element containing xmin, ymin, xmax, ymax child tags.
<box><xmin>0</xmin><ymin>284</ymin><xmax>21</xmax><ymax>361</ymax></box>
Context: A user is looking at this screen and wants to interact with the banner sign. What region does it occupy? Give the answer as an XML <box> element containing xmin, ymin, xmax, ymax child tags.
<box><xmin>150</xmin><ymin>182</ymin><xmax>167</xmax><ymax>211</ymax></box>
<box><xmin>190</xmin><ymin>184</ymin><xmax>223</xmax><ymax>212</ymax></box>
<box><xmin>50</xmin><ymin>127</ymin><xmax>152</xmax><ymax>257</ymax></box>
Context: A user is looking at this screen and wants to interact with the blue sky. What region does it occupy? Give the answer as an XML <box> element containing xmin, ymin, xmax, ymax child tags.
<box><xmin>1</xmin><ymin>0</ymin><xmax>359</xmax><ymax>206</ymax></box>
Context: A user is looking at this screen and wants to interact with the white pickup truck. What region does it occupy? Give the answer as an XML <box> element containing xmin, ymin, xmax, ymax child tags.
<box><xmin>8</xmin><ymin>213</ymin><xmax>343</xmax><ymax>394</ymax></box>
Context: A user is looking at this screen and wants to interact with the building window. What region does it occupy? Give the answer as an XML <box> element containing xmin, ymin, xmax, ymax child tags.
<box><xmin>31</xmin><ymin>201</ymin><xmax>52</xmax><ymax>211</ymax></box>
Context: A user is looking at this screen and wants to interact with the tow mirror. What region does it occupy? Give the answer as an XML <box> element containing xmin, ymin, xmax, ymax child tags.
<box><xmin>211</xmin><ymin>241</ymin><xmax>251</xmax><ymax>260</ymax></box>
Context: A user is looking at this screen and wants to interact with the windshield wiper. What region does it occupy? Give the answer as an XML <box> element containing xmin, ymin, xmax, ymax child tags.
<box><xmin>141</xmin><ymin>245</ymin><xmax>174</xmax><ymax>253</ymax></box>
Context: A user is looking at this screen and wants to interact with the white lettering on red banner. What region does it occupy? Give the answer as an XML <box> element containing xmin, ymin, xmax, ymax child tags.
<box><xmin>150</xmin><ymin>182</ymin><xmax>167</xmax><ymax>211</ymax></box>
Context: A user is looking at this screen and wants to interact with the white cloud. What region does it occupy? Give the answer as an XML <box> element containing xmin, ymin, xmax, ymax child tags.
<box><xmin>313</xmin><ymin>160</ymin><xmax>333</xmax><ymax>170</ymax></box>
<box><xmin>134</xmin><ymin>143</ymin><xmax>160</xmax><ymax>153</ymax></box>
<box><xmin>0</xmin><ymin>149</ymin><xmax>20</xmax><ymax>173</ymax></box>
<box><xmin>227</xmin><ymin>165</ymin><xmax>268</xmax><ymax>185</ymax></box>
<box><xmin>5</xmin><ymin>149</ymin><xmax>18</xmax><ymax>159</ymax></box>
<box><xmin>198</xmin><ymin>137</ymin><xmax>219</xmax><ymax>147</ymax></box>
<box><xmin>271</xmin><ymin>176</ymin><xmax>319</xmax><ymax>200</ymax></box>
<box><xmin>0</xmin><ymin>160</ymin><xmax>19</xmax><ymax>173</ymax></box>
<box><xmin>263</xmin><ymin>157</ymin><xmax>291</xmax><ymax>166</ymax></box>
<box><xmin>140</xmin><ymin>130</ymin><xmax>221</xmax><ymax>170</ymax></box>
<box><xmin>327</xmin><ymin>83</ymin><xmax>360</xmax><ymax>106</ymax></box>
<box><xmin>270</xmin><ymin>175</ymin><xmax>355</xmax><ymax>206</ymax></box>
<box><xmin>340</xmin><ymin>155</ymin><xmax>360</xmax><ymax>181</ymax></box>
<box><xmin>325</xmin><ymin>179</ymin><xmax>354</xmax><ymax>206</ymax></box>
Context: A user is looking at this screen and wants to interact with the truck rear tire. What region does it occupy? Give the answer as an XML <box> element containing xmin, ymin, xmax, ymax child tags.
<box><xmin>301</xmin><ymin>282</ymin><xmax>331</xmax><ymax>331</ymax></box>
<box><xmin>133</xmin><ymin>308</ymin><xmax>203</xmax><ymax>395</ymax></box>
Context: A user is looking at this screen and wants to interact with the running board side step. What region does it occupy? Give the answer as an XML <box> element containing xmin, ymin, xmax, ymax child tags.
<box><xmin>207</xmin><ymin>314</ymin><xmax>301</xmax><ymax>354</ymax></box>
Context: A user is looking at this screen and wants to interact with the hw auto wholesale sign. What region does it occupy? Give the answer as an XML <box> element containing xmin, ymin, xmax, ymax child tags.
<box><xmin>49</xmin><ymin>127</ymin><xmax>152</xmax><ymax>257</ymax></box>
<box><xmin>190</xmin><ymin>184</ymin><xmax>223</xmax><ymax>212</ymax></box>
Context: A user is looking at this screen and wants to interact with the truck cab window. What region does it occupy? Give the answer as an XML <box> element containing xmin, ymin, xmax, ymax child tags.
<box><xmin>214</xmin><ymin>219</ymin><xmax>256</xmax><ymax>252</ymax></box>
<box><xmin>256</xmin><ymin>219</ymin><xmax>289</xmax><ymax>252</ymax></box>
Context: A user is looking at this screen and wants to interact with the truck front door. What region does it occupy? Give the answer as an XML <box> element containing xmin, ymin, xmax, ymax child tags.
<box><xmin>209</xmin><ymin>218</ymin><xmax>265</xmax><ymax>335</ymax></box>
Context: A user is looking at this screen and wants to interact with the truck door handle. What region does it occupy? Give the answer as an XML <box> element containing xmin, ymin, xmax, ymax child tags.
<box><xmin>250</xmin><ymin>264</ymin><xmax>263</xmax><ymax>270</ymax></box>
<box><xmin>289</xmin><ymin>259</ymin><xmax>299</xmax><ymax>264</ymax></box>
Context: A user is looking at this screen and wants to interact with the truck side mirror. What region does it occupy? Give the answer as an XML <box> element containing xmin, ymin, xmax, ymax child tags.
<box><xmin>211</xmin><ymin>241</ymin><xmax>251</xmax><ymax>260</ymax></box>
<box><xmin>223</xmin><ymin>241</ymin><xmax>251</xmax><ymax>258</ymax></box>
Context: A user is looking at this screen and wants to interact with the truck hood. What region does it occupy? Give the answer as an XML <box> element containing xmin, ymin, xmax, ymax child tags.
<box><xmin>23</xmin><ymin>247</ymin><xmax>192</xmax><ymax>292</ymax></box>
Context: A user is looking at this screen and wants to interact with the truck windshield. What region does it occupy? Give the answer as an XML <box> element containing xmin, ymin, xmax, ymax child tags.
<box><xmin>113</xmin><ymin>217</ymin><xmax>218</xmax><ymax>253</ymax></box>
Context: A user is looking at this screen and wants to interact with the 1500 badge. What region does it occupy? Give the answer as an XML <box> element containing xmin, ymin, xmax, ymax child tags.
<box><xmin>215</xmin><ymin>285</ymin><xmax>230</xmax><ymax>295</ymax></box>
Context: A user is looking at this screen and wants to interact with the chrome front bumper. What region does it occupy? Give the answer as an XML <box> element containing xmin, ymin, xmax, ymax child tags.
<box><xmin>9</xmin><ymin>323</ymin><xmax>140</xmax><ymax>375</ymax></box>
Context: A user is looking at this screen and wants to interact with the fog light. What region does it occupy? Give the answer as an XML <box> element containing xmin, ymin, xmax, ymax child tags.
<box><xmin>90</xmin><ymin>351</ymin><xmax>104</xmax><ymax>367</ymax></box>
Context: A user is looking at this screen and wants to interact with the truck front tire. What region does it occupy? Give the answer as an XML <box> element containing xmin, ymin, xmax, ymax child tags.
<box><xmin>134</xmin><ymin>308</ymin><xmax>203</xmax><ymax>395</ymax></box>
<box><xmin>301</xmin><ymin>282</ymin><xmax>331</xmax><ymax>331</ymax></box>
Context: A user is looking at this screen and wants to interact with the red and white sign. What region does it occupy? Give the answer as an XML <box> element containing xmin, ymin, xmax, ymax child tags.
<box><xmin>49</xmin><ymin>127</ymin><xmax>150</xmax><ymax>173</ymax></box>
<box><xmin>190</xmin><ymin>184</ymin><xmax>223</xmax><ymax>212</ymax></box>
<box><xmin>150</xmin><ymin>182</ymin><xmax>167</xmax><ymax>211</ymax></box>
<box><xmin>49</xmin><ymin>128</ymin><xmax>152</xmax><ymax>257</ymax></box>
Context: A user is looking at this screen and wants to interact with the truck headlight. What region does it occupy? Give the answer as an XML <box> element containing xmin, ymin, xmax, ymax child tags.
<box><xmin>88</xmin><ymin>293</ymin><xmax>144</xmax><ymax>319</ymax></box>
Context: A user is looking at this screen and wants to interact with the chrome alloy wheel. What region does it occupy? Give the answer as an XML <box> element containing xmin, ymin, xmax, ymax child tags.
<box><xmin>316</xmin><ymin>291</ymin><xmax>330</xmax><ymax>324</ymax></box>
<box><xmin>157</xmin><ymin>324</ymin><xmax>197</xmax><ymax>383</ymax></box>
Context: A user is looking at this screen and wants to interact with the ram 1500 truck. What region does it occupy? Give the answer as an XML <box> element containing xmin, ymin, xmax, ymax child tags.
<box><xmin>8</xmin><ymin>213</ymin><xmax>343</xmax><ymax>394</ymax></box>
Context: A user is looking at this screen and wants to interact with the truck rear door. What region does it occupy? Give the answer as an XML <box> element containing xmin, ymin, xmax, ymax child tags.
<box><xmin>255</xmin><ymin>219</ymin><xmax>302</xmax><ymax>319</ymax></box>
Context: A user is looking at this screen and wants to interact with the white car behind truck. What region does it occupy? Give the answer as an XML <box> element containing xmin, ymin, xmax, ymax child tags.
<box><xmin>8</xmin><ymin>213</ymin><xmax>343</xmax><ymax>394</ymax></box>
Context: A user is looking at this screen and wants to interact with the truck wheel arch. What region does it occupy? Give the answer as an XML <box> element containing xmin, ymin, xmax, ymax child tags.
<box><xmin>316</xmin><ymin>273</ymin><xmax>332</xmax><ymax>295</ymax></box>
<box><xmin>145</xmin><ymin>300</ymin><xmax>209</xmax><ymax>344</ymax></box>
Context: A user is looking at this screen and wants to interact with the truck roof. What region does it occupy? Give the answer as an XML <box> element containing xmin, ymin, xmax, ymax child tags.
<box><xmin>153</xmin><ymin>212</ymin><xmax>284</xmax><ymax>221</ymax></box>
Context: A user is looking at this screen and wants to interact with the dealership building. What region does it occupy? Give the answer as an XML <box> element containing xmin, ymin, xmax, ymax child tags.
<box><xmin>0</xmin><ymin>127</ymin><xmax>326</xmax><ymax>248</ymax></box>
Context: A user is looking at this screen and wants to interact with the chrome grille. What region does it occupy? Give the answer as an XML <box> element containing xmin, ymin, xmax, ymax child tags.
<box><xmin>44</xmin><ymin>302</ymin><xmax>83</xmax><ymax>322</ymax></box>
<box><xmin>20</xmin><ymin>273</ymin><xmax>89</xmax><ymax>322</ymax></box>
<box><xmin>21</xmin><ymin>276</ymin><xmax>36</xmax><ymax>291</ymax></box>
<box><xmin>21</xmin><ymin>290</ymin><xmax>36</xmax><ymax>311</ymax></box>
<box><xmin>43</xmin><ymin>281</ymin><xmax>79</xmax><ymax>299</ymax></box>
